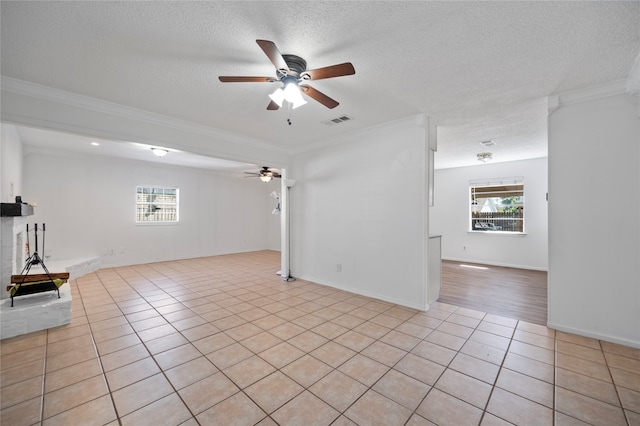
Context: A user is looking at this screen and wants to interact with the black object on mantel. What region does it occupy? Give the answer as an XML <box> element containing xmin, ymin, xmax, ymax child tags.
<box><xmin>1</xmin><ymin>202</ymin><xmax>34</xmax><ymax>217</ymax></box>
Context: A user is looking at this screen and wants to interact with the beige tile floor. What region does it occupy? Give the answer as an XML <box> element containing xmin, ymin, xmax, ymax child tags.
<box><xmin>1</xmin><ymin>250</ymin><xmax>639</xmax><ymax>426</ymax></box>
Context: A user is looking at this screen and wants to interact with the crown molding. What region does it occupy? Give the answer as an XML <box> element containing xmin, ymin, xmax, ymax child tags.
<box><xmin>548</xmin><ymin>79</ymin><xmax>629</xmax><ymax>115</ymax></box>
<box><xmin>1</xmin><ymin>76</ymin><xmax>290</xmax><ymax>155</ymax></box>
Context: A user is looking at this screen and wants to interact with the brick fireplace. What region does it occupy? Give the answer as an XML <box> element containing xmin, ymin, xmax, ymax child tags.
<box><xmin>1</xmin><ymin>215</ymin><xmax>29</xmax><ymax>300</ymax></box>
<box><xmin>0</xmin><ymin>205</ymin><xmax>72</xmax><ymax>339</ymax></box>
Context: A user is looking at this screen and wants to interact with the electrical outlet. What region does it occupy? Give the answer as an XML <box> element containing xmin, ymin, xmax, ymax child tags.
<box><xmin>336</xmin><ymin>264</ymin><xmax>342</xmax><ymax>272</ymax></box>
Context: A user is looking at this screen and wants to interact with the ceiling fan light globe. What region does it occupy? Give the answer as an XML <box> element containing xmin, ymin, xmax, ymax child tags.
<box><xmin>269</xmin><ymin>88</ymin><xmax>285</xmax><ymax>107</ymax></box>
<box><xmin>259</xmin><ymin>175</ymin><xmax>272</xmax><ymax>183</ymax></box>
<box><xmin>283</xmin><ymin>82</ymin><xmax>301</xmax><ymax>103</ymax></box>
<box><xmin>291</xmin><ymin>96</ymin><xmax>307</xmax><ymax>109</ymax></box>
<box><xmin>151</xmin><ymin>148</ymin><xmax>168</xmax><ymax>157</ymax></box>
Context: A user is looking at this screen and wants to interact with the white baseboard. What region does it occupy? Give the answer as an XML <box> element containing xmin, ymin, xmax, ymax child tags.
<box><xmin>294</xmin><ymin>274</ymin><xmax>427</xmax><ymax>312</ymax></box>
<box><xmin>442</xmin><ymin>257</ymin><xmax>548</xmax><ymax>272</ymax></box>
<box><xmin>547</xmin><ymin>322</ymin><xmax>640</xmax><ymax>349</ymax></box>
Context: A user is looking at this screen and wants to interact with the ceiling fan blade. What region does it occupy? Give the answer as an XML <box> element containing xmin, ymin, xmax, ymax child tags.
<box><xmin>303</xmin><ymin>62</ymin><xmax>355</xmax><ymax>81</ymax></box>
<box><xmin>267</xmin><ymin>100</ymin><xmax>280</xmax><ymax>110</ymax></box>
<box><xmin>218</xmin><ymin>76</ymin><xmax>274</xmax><ymax>83</ymax></box>
<box><xmin>256</xmin><ymin>39</ymin><xmax>290</xmax><ymax>73</ymax></box>
<box><xmin>300</xmin><ymin>85</ymin><xmax>339</xmax><ymax>109</ymax></box>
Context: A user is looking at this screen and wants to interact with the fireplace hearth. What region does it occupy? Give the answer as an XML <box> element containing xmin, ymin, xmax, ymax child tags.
<box><xmin>0</xmin><ymin>215</ymin><xmax>73</xmax><ymax>339</ymax></box>
<box><xmin>1</xmin><ymin>204</ymin><xmax>101</xmax><ymax>339</ymax></box>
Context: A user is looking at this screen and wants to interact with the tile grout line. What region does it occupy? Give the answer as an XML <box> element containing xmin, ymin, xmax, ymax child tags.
<box><xmin>106</xmin><ymin>262</ymin><xmax>338</xmax><ymax>423</ymax></box>
<box><xmin>39</xmin><ymin>325</ymin><xmax>49</xmax><ymax>425</ymax></box>
<box><xmin>237</xmin><ymin>295</ymin><xmax>398</xmax><ymax>423</ymax></box>
<box><xmin>11</xmin><ymin>252</ymin><xmax>637</xmax><ymax>426</ymax></box>
<box><xmin>76</xmin><ymin>274</ymin><xmax>125</xmax><ymax>426</ymax></box>
<box><xmin>80</xmin><ymin>269</ymin><xmax>183</xmax><ymax>424</ymax></box>
<box><xmin>185</xmin><ymin>289</ymin><xmax>405</xmax><ymax>422</ymax></box>
<box><xmin>36</xmin><ymin>280</ymin><xmax>118</xmax><ymax>425</ymax></box>
<box><xmin>398</xmin><ymin>307</ymin><xmax>463</xmax><ymax>425</ymax></box>
<box><xmin>110</xmin><ymin>267</ymin><xmax>210</xmax><ymax>425</ymax></box>
<box><xmin>599</xmin><ymin>339</ymin><xmax>630</xmax><ymax>426</ymax></box>
<box><xmin>554</xmin><ymin>334</ymin><xmax>634</xmax><ymax>425</ymax></box>
<box><xmin>308</xmin><ymin>304</ymin><xmax>408</xmax><ymax>423</ymax></box>
<box><xmin>476</xmin><ymin>314</ymin><xmax>516</xmax><ymax>426</ymax></box>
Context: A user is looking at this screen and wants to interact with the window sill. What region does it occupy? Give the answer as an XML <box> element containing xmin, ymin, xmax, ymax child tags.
<box><xmin>468</xmin><ymin>230</ymin><xmax>526</xmax><ymax>236</ymax></box>
<box><xmin>135</xmin><ymin>221</ymin><xmax>180</xmax><ymax>226</ymax></box>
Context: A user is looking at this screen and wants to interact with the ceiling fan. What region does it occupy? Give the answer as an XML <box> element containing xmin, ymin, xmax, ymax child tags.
<box><xmin>219</xmin><ymin>39</ymin><xmax>355</xmax><ymax>110</ymax></box>
<box><xmin>244</xmin><ymin>166</ymin><xmax>281</xmax><ymax>183</ymax></box>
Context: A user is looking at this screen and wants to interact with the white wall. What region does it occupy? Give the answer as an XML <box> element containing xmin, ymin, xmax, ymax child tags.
<box><xmin>1</xmin><ymin>124</ymin><xmax>23</xmax><ymax>203</ymax></box>
<box><xmin>548</xmin><ymin>91</ymin><xmax>640</xmax><ymax>348</ymax></box>
<box><xmin>23</xmin><ymin>149</ymin><xmax>280</xmax><ymax>267</ymax></box>
<box><xmin>430</xmin><ymin>157</ymin><xmax>548</xmax><ymax>270</ymax></box>
<box><xmin>291</xmin><ymin>116</ymin><xmax>429</xmax><ymax>310</ymax></box>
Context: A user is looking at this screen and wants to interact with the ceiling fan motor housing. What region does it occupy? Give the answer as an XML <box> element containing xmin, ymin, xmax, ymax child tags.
<box><xmin>282</xmin><ymin>54</ymin><xmax>307</xmax><ymax>77</ymax></box>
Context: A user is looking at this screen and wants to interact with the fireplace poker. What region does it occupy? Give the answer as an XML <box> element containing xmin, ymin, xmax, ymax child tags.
<box><xmin>33</xmin><ymin>223</ymin><xmax>38</xmax><ymax>255</ymax></box>
<box><xmin>26</xmin><ymin>223</ymin><xmax>31</xmax><ymax>258</ymax></box>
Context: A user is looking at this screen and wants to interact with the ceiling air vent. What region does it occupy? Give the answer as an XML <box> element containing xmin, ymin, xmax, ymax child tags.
<box><xmin>323</xmin><ymin>115</ymin><xmax>353</xmax><ymax>126</ymax></box>
<box><xmin>480</xmin><ymin>140</ymin><xmax>495</xmax><ymax>147</ymax></box>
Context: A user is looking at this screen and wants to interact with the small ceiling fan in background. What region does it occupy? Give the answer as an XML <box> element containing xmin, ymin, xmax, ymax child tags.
<box><xmin>219</xmin><ymin>39</ymin><xmax>355</xmax><ymax>110</ymax></box>
<box><xmin>245</xmin><ymin>166</ymin><xmax>281</xmax><ymax>183</ymax></box>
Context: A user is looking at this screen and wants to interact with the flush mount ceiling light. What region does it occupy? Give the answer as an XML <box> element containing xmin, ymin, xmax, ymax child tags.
<box><xmin>151</xmin><ymin>148</ymin><xmax>168</xmax><ymax>158</ymax></box>
<box><xmin>477</xmin><ymin>152</ymin><xmax>493</xmax><ymax>163</ymax></box>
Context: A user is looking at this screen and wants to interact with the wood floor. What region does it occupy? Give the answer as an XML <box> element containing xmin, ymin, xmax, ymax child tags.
<box><xmin>438</xmin><ymin>260</ymin><xmax>547</xmax><ymax>325</ymax></box>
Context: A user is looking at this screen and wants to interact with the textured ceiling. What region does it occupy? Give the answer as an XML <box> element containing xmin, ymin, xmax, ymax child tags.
<box><xmin>1</xmin><ymin>1</ymin><xmax>639</xmax><ymax>169</ymax></box>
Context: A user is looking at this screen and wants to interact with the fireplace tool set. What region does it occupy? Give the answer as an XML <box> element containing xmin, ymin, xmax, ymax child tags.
<box><xmin>6</xmin><ymin>223</ymin><xmax>69</xmax><ymax>307</ymax></box>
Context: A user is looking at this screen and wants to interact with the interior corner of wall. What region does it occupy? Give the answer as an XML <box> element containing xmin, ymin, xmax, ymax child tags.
<box><xmin>413</xmin><ymin>114</ymin><xmax>427</xmax><ymax>127</ymax></box>
<box><xmin>428</xmin><ymin>122</ymin><xmax>437</xmax><ymax>151</ymax></box>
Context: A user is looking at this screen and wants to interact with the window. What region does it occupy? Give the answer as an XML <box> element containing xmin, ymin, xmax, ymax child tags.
<box><xmin>470</xmin><ymin>178</ymin><xmax>524</xmax><ymax>233</ymax></box>
<box><xmin>136</xmin><ymin>186</ymin><xmax>179</xmax><ymax>223</ymax></box>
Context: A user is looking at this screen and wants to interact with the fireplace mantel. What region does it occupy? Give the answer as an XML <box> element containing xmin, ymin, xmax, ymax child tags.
<box><xmin>1</xmin><ymin>203</ymin><xmax>34</xmax><ymax>217</ymax></box>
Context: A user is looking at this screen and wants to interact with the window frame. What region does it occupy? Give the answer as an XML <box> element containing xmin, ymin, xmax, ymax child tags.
<box><xmin>135</xmin><ymin>185</ymin><xmax>180</xmax><ymax>225</ymax></box>
<box><xmin>469</xmin><ymin>177</ymin><xmax>524</xmax><ymax>234</ymax></box>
